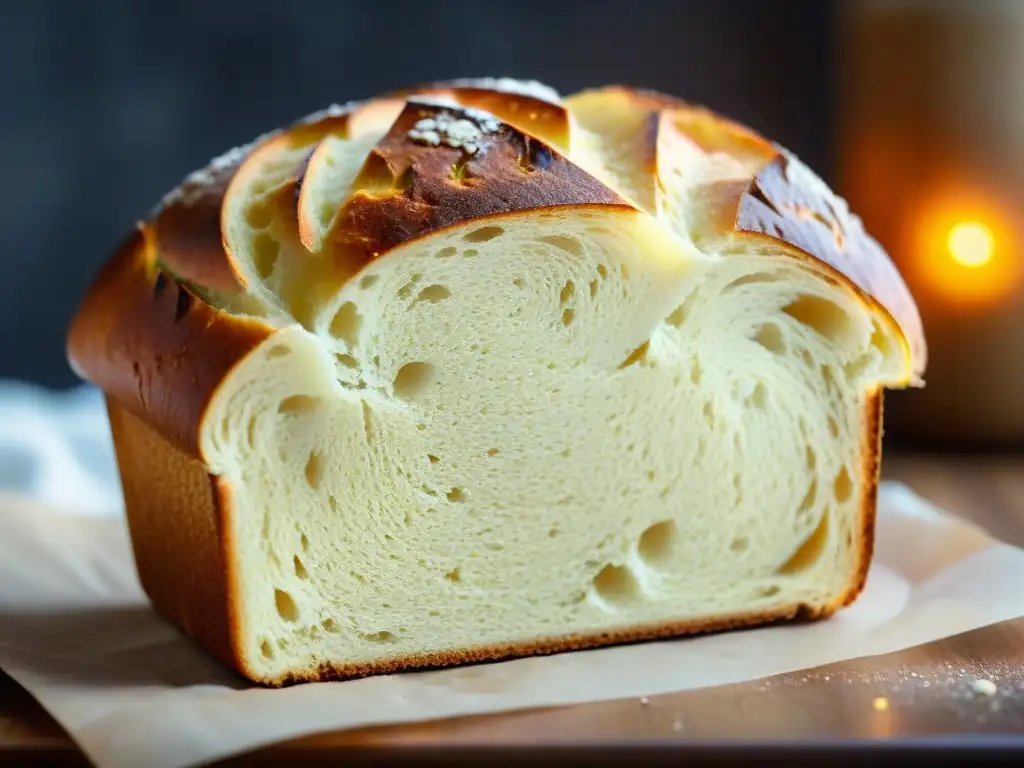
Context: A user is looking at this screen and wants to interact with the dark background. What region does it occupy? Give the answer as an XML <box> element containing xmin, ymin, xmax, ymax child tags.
<box><xmin>1</xmin><ymin>0</ymin><xmax>833</xmax><ymax>389</ymax></box>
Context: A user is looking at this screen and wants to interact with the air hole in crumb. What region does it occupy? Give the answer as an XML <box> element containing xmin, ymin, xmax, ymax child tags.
<box><xmin>540</xmin><ymin>235</ymin><xmax>584</xmax><ymax>256</ymax></box>
<box><xmin>559</xmin><ymin>280</ymin><xmax>575</xmax><ymax>304</ymax></box>
<box><xmin>513</xmin><ymin>278</ymin><xmax>524</xmax><ymax>289</ymax></box>
<box><xmin>758</xmin><ymin>585</ymin><xmax>781</xmax><ymax>598</ymax></box>
<box><xmin>561</xmin><ymin>308</ymin><xmax>574</xmax><ymax>327</ymax></box>
<box><xmin>328</xmin><ymin>495</ymin><xmax>339</xmax><ymax>513</ymax></box>
<box><xmin>548</xmin><ymin>528</ymin><xmax>559</xmax><ymax>538</ymax></box>
<box><xmin>447</xmin><ymin>487</ymin><xmax>467</xmax><ymax>502</ymax></box>
<box><xmin>336</xmin><ymin>353</ymin><xmax>358</xmax><ymax>369</ymax></box>
<box><xmin>300</xmin><ymin>533</ymin><xmax>310</xmax><ymax>552</ymax></box>
<box><xmin>730</xmin><ymin>536</ymin><xmax>748</xmax><ymax>552</ymax></box>
<box><xmin>748</xmin><ymin>382</ymin><xmax>768</xmax><ymax>409</ymax></box>
<box><xmin>267</xmin><ymin>345</ymin><xmax>291</xmax><ymax>359</ymax></box>
<box><xmin>637</xmin><ymin>520</ymin><xmax>678</xmax><ymax>566</ymax></box>
<box><xmin>304</xmin><ymin>451</ymin><xmax>323</xmax><ymax>488</ymax></box>
<box><xmin>596</xmin><ymin>264</ymin><xmax>609</xmax><ymax>279</ymax></box>
<box><xmin>486</xmin><ymin>448</ymin><xmax>499</xmax><ymax>457</ymax></box>
<box><xmin>361</xmin><ymin>631</ymin><xmax>397</xmax><ymax>643</ymax></box>
<box><xmin>393</xmin><ymin>361</ymin><xmax>435</xmax><ymax>400</ymax></box>
<box><xmin>689</xmin><ymin>358</ymin><xmax>702</xmax><ymax>385</ymax></box>
<box><xmin>592</xmin><ymin>564</ymin><xmax>641</xmax><ymax>606</ymax></box>
<box><xmin>444</xmin><ymin>568</ymin><xmax>461</xmax><ymax>583</ymax></box>
<box><xmin>833</xmin><ymin>466</ymin><xmax>853</xmax><ymax>503</ymax></box>
<box><xmin>620</xmin><ymin>263</ymin><xmax>630</xmax><ymax>279</ymax></box>
<box><xmin>618</xmin><ymin>341</ymin><xmax>649</xmax><ymax>369</ymax></box>
<box><xmin>464</xmin><ymin>226</ymin><xmax>504</xmax><ymax>243</ymax></box>
<box><xmin>589</xmin><ymin>279</ymin><xmax>598</xmax><ymax>298</ymax></box>
<box><xmin>869</xmin><ymin>320</ymin><xmax>893</xmax><ymax>357</ymax></box>
<box><xmin>463</xmin><ymin>248</ymin><xmax>479</xmax><ymax>258</ymax></box>
<box><xmin>359</xmin><ymin>273</ymin><xmax>380</xmax><ymax>289</ymax></box>
<box><xmin>416</xmin><ymin>284</ymin><xmax>451</xmax><ymax>303</ymax></box>
<box><xmin>702</xmin><ymin>400</ymin><xmax>716</xmax><ymax>427</ymax></box>
<box><xmin>437</xmin><ymin>246</ymin><xmax>457</xmax><ymax>258</ymax></box>
<box><xmin>260</xmin><ymin>640</ymin><xmax>274</xmax><ymax>659</ymax></box>
<box><xmin>753</xmin><ymin>323</ymin><xmax>786</xmax><ymax>354</ymax></box>
<box><xmin>665</xmin><ymin>303</ymin><xmax>688</xmax><ymax>327</ymax></box>
<box><xmin>778</xmin><ymin>511</ymin><xmax>830</xmax><ymax>575</ymax></box>
<box><xmin>428</xmin><ymin>454</ymin><xmax>440</xmax><ymax>465</ymax></box>
<box><xmin>828</xmin><ymin>416</ymin><xmax>840</xmax><ymax>438</ymax></box>
<box><xmin>252</xmin><ymin>232</ymin><xmax>280</xmax><ymax>279</ymax></box>
<box><xmin>246</xmin><ymin>203</ymin><xmax>272</xmax><ymax>228</ymax></box>
<box><xmin>397</xmin><ymin>274</ymin><xmax>421</xmax><ymax>299</ymax></box>
<box><xmin>560</xmin><ymin>447</ymin><xmax>572</xmax><ymax>458</ymax></box>
<box><xmin>322</xmin><ymin>618</ymin><xmax>340</xmax><ymax>633</ymax></box>
<box><xmin>783</xmin><ymin>295</ymin><xmax>852</xmax><ymax>343</ymax></box>
<box><xmin>293</xmin><ymin>555</ymin><xmax>309</xmax><ymax>580</ymax></box>
<box><xmin>724</xmin><ymin>272</ymin><xmax>779</xmax><ymax>290</ymax></box>
<box><xmin>279</xmin><ymin>395</ymin><xmax>322</xmax><ymax>414</ymax></box>
<box><xmin>329</xmin><ymin>302</ymin><xmax>362</xmax><ymax>347</ymax></box>
<box><xmin>798</xmin><ymin>478</ymin><xmax>818</xmax><ymax>513</ymax></box>
<box><xmin>806</xmin><ymin>446</ymin><xmax>817</xmax><ymax>470</ymax></box>
<box><xmin>274</xmin><ymin>589</ymin><xmax>299</xmax><ymax>622</ymax></box>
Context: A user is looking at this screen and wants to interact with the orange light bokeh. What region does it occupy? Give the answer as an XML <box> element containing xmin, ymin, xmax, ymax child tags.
<box><xmin>909</xmin><ymin>190</ymin><xmax>1020</xmax><ymax>309</ymax></box>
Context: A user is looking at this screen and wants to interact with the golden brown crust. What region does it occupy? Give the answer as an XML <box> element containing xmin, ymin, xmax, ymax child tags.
<box><xmin>66</xmin><ymin>228</ymin><xmax>273</xmax><ymax>456</ymax></box>
<box><xmin>325</xmin><ymin>100</ymin><xmax>628</xmax><ymax>264</ymax></box>
<box><xmin>107</xmin><ymin>398</ymin><xmax>239</xmax><ymax>671</ymax></box>
<box><xmin>150</xmin><ymin>157</ymin><xmax>247</xmax><ymax>295</ymax></box>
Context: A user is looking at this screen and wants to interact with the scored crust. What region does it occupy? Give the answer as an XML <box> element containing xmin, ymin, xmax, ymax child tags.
<box><xmin>67</xmin><ymin>78</ymin><xmax>919</xmax><ymax>686</ymax></box>
<box><xmin>567</xmin><ymin>85</ymin><xmax>926</xmax><ymax>383</ymax></box>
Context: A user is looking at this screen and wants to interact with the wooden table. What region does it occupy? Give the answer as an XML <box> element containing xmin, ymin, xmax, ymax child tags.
<box><xmin>2</xmin><ymin>454</ymin><xmax>1023</xmax><ymax>766</ymax></box>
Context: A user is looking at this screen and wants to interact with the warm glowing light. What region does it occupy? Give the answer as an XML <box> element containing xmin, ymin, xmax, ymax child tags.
<box><xmin>910</xmin><ymin>189</ymin><xmax>1019</xmax><ymax>308</ymax></box>
<box><xmin>946</xmin><ymin>221</ymin><xmax>995</xmax><ymax>268</ymax></box>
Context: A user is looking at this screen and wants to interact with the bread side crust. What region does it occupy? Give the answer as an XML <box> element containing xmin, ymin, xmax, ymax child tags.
<box><xmin>107</xmin><ymin>398</ymin><xmax>239</xmax><ymax>670</ymax></box>
<box><xmin>66</xmin><ymin>228</ymin><xmax>273</xmax><ymax>456</ymax></box>
<box><xmin>106</xmin><ymin>380</ymin><xmax>881</xmax><ymax>686</ymax></box>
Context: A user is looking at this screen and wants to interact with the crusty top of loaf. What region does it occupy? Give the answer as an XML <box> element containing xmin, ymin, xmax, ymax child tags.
<box><xmin>66</xmin><ymin>77</ymin><xmax>926</xmax><ymax>457</ymax></box>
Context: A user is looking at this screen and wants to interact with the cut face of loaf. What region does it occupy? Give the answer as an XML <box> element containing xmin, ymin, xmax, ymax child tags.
<box><xmin>67</xmin><ymin>79</ymin><xmax>926</xmax><ymax>685</ymax></box>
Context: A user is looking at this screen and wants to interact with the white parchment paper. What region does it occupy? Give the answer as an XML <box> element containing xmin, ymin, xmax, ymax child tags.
<box><xmin>0</xmin><ymin>382</ymin><xmax>1022</xmax><ymax>768</ymax></box>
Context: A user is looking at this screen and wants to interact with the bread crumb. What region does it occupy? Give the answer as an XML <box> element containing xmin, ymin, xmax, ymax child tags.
<box><xmin>972</xmin><ymin>679</ymin><xmax>997</xmax><ymax>696</ymax></box>
<box><xmin>872</xmin><ymin>696</ymin><xmax>889</xmax><ymax>711</ymax></box>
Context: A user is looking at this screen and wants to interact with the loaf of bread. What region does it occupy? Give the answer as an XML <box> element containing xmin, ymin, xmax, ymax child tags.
<box><xmin>67</xmin><ymin>78</ymin><xmax>927</xmax><ymax>686</ymax></box>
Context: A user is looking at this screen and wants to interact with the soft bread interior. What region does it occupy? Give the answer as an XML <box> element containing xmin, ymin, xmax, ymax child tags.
<box><xmin>201</xmin><ymin>203</ymin><xmax>902</xmax><ymax>680</ymax></box>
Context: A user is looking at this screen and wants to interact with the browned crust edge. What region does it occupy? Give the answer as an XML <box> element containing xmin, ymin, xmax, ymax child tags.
<box><xmin>67</xmin><ymin>228</ymin><xmax>273</xmax><ymax>456</ymax></box>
